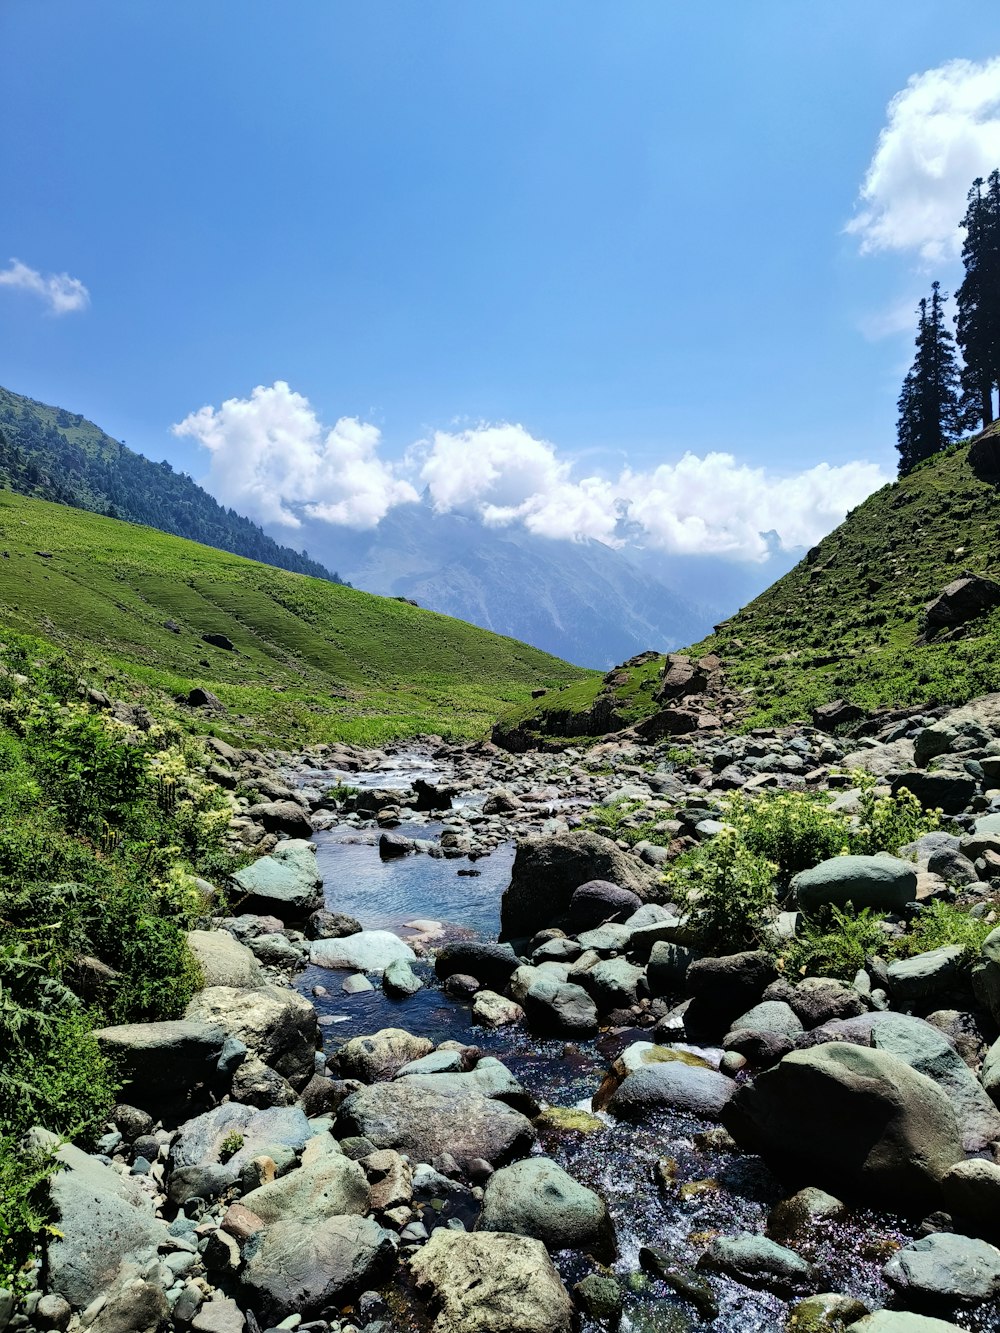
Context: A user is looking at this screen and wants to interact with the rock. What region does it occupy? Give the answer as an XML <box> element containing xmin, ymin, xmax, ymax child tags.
<box><xmin>723</xmin><ymin>1043</ymin><xmax>963</xmax><ymax>1208</ymax></box>
<box><xmin>500</xmin><ymin>830</ymin><xmax>657</xmax><ymax>940</ymax></box>
<box><xmin>781</xmin><ymin>977</ymin><xmax>866</xmax><ymax>1027</ymax></box>
<box><xmin>231</xmin><ymin>1056</ymin><xmax>297</xmax><ymax>1108</ymax></box>
<box><xmin>92</xmin><ymin>1020</ymin><xmax>228</xmax><ymax>1104</ymax></box>
<box><xmin>847</xmin><ymin>1316</ymin><xmax>966</xmax><ymax>1333</ymax></box>
<box><xmin>941</xmin><ymin>1158</ymin><xmax>1000</xmax><ymax>1228</ymax></box>
<box><xmin>792</xmin><ymin>856</ymin><xmax>917</xmax><ymax>914</ymax></box>
<box><xmin>698</xmin><ymin>1233</ymin><xmax>818</xmax><ymax>1296</ymax></box>
<box><xmin>472</xmin><ymin>990</ymin><xmax>525</xmax><ymax>1028</ymax></box>
<box><xmin>435</xmin><ymin>941</ymin><xmax>520</xmax><ymax>990</ymax></box>
<box><xmin>247</xmin><ymin>800</ymin><xmax>313</xmax><ymax>838</ymax></box>
<box><xmin>383</xmin><ymin>957</ymin><xmax>424</xmax><ymax>997</ymax></box>
<box><xmin>788</xmin><ymin>1295</ymin><xmax>870</xmax><ymax>1332</ymax></box>
<box><xmin>582</xmin><ymin>957</ymin><xmax>646</xmax><ymax>1010</ymax></box>
<box><xmin>240</xmin><ymin>1150</ymin><xmax>370</xmax><ymax>1222</ymax></box>
<box><xmin>202</xmin><ymin>631</ymin><xmax>236</xmax><ymax>650</ymax></box>
<box><xmin>241</xmin><ymin>1215</ymin><xmax>396</xmax><ymax>1323</ymax></box>
<box><xmin>410</xmin><ymin>1229</ymin><xmax>573</xmax><ymax>1333</ymax></box>
<box><xmin>884</xmin><ymin>1232</ymin><xmax>1000</xmax><ymax>1303</ymax></box>
<box><xmin>638</xmin><ymin>1247</ymin><xmax>719</xmax><ymax>1319</ymax></box>
<box><xmin>336</xmin><ymin>1076</ymin><xmax>535</xmax><ymax>1169</ymax></box>
<box><xmin>982</xmin><ymin>1035</ymin><xmax>1000</xmax><ymax>1106</ymax></box>
<box><xmin>924</xmin><ymin>573</ymin><xmax>1000</xmax><ymax>637</ymax></box>
<box><xmin>573</xmin><ymin>1273</ymin><xmax>624</xmax><ymax>1320</ymax></box>
<box><xmin>191</xmin><ymin>1297</ymin><xmax>245</xmax><ymax>1333</ymax></box>
<box><xmin>310</xmin><ymin>930</ymin><xmax>416</xmax><ymax>973</ymax></box>
<box><xmin>768</xmin><ymin>1188</ymin><xmax>846</xmax><ymax>1241</ymax></box>
<box><xmin>477</xmin><ymin>1157</ymin><xmax>616</xmax><ymax>1261</ymax></box>
<box><xmin>362</xmin><ymin>1147</ymin><xmax>413</xmax><ymax>1210</ymax></box>
<box><xmin>379</xmin><ymin>831</ymin><xmax>414</xmax><ymax>858</ymax></box>
<box><xmin>607</xmin><ymin>1061</ymin><xmax>734</xmax><ymax>1120</ymax></box>
<box><xmin>35</xmin><ymin>1294</ymin><xmax>72</xmax><ymax>1331</ymax></box>
<box><xmin>343</xmin><ymin>972</ymin><xmax>374</xmax><ymax>994</ymax></box>
<box><xmin>890</xmin><ymin>771</ymin><xmax>977</xmax><ymax>816</ymax></box>
<box><xmin>170</xmin><ymin>1102</ymin><xmax>310</xmax><ymax>1176</ymax></box>
<box><xmin>42</xmin><ymin>1140</ymin><xmax>166</xmax><ymax>1307</ymax></box>
<box><xmin>729</xmin><ymin>1000</ymin><xmax>804</xmax><ymax>1039</ymax></box>
<box><xmin>336</xmin><ymin>1029</ymin><xmax>433</xmax><ymax>1082</ymax></box>
<box><xmin>686</xmin><ymin>950</ymin><xmax>778</xmax><ymax>1023</ymax></box>
<box><xmin>971</xmin><ymin>926</ymin><xmax>1000</xmax><ymax>1024</ymax></box>
<box><xmin>887</xmin><ymin>947</ymin><xmax>964</xmax><ymax>1003</ymax></box>
<box><xmin>185</xmin><ymin>985</ymin><xmax>318</xmax><ymax>1087</ymax></box>
<box><xmin>88</xmin><ymin>1278</ymin><xmax>167</xmax><ymax>1333</ymax></box>
<box><xmin>188</xmin><ymin>687</ymin><xmax>224</xmax><ymax>710</ymax></box>
<box><xmin>647</xmin><ymin>941</ymin><xmax>699</xmax><ymax>994</ymax></box>
<box><xmin>521</xmin><ymin>978</ymin><xmax>598</xmax><ymax>1037</ymax></box>
<box><xmin>569</xmin><ymin>879</ymin><xmax>644</xmax><ymax>929</ymax></box>
<box><xmin>813</xmin><ymin>700</ymin><xmax>865</xmax><ymax>731</ymax></box>
<box><xmin>187</xmin><ymin>929</ymin><xmax>263</xmax><ymax>989</ymax></box>
<box><xmin>230</xmin><ymin>841</ymin><xmax>323</xmax><ymax>918</ymax></box>
<box><xmin>306</xmin><ymin>909</ymin><xmax>362</xmax><ymax>939</ymax></box>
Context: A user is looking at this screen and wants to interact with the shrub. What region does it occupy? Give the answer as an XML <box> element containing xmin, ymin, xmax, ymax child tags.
<box><xmin>901</xmin><ymin>899</ymin><xmax>994</xmax><ymax>961</ymax></box>
<box><xmin>666</xmin><ymin>828</ymin><xmax>778</xmax><ymax>953</ymax></box>
<box><xmin>780</xmin><ymin>905</ymin><xmax>889</xmax><ymax>981</ymax></box>
<box><xmin>722</xmin><ymin>790</ymin><xmax>850</xmax><ymax>882</ymax></box>
<box><xmin>0</xmin><ymin>1134</ymin><xmax>58</xmax><ymax>1295</ymax></box>
<box><xmin>846</xmin><ymin>777</ymin><xmax>942</xmax><ymax>857</ymax></box>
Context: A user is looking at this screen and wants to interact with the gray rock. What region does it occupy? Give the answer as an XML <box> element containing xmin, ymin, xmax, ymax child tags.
<box><xmin>477</xmin><ymin>1157</ymin><xmax>615</xmax><ymax>1261</ymax></box>
<box><xmin>522</xmin><ymin>978</ymin><xmax>598</xmax><ymax>1037</ymax></box>
<box><xmin>336</xmin><ymin>1076</ymin><xmax>535</xmax><ymax>1168</ymax></box>
<box><xmin>728</xmin><ymin>1000</ymin><xmax>803</xmax><ymax>1039</ymax></box>
<box><xmin>230</xmin><ymin>1055</ymin><xmax>296</xmax><ymax>1108</ymax></box>
<box><xmin>982</xmin><ymin>1034</ymin><xmax>1000</xmax><ymax>1106</ymax></box>
<box><xmin>792</xmin><ymin>855</ymin><xmax>917</xmax><ymax>914</ymax></box>
<box><xmin>190</xmin><ymin>1297</ymin><xmax>245</xmax><ymax>1333</ymax></box>
<box><xmin>472</xmin><ymin>990</ymin><xmax>525</xmax><ymax>1028</ymax></box>
<box><xmin>42</xmin><ymin>1141</ymin><xmax>166</xmax><ymax>1307</ymax></box>
<box><xmin>188</xmin><ymin>930</ymin><xmax>263</xmax><ymax>989</ymax></box>
<box><xmin>92</xmin><ymin>1020</ymin><xmax>227</xmax><ymax>1103</ymax></box>
<box><xmin>435</xmin><ymin>941</ymin><xmax>520</xmax><ymax>990</ymax></box>
<box><xmin>240</xmin><ymin>1215</ymin><xmax>396</xmax><ymax>1323</ymax></box>
<box><xmin>310</xmin><ymin>930</ymin><xmax>416</xmax><ymax>973</ymax></box>
<box><xmin>336</xmin><ymin>1028</ymin><xmax>433</xmax><ymax>1082</ymax></box>
<box><xmin>88</xmin><ymin>1278</ymin><xmax>167</xmax><ymax>1333</ymax></box>
<box><xmin>410</xmin><ymin>1229</ymin><xmax>573</xmax><ymax>1333</ymax></box>
<box><xmin>246</xmin><ymin>799</ymin><xmax>313</xmax><ymax>837</ymax></box>
<box><xmin>723</xmin><ymin>1043</ymin><xmax>963</xmax><ymax>1208</ymax></box>
<box><xmin>884</xmin><ymin>1232</ymin><xmax>1000</xmax><ymax>1303</ymax></box>
<box><xmin>569</xmin><ymin>879</ymin><xmax>643</xmax><ymax>929</ymax></box>
<box><xmin>170</xmin><ymin>1102</ymin><xmax>311</xmax><ymax>1175</ymax></box>
<box><xmin>971</xmin><ymin>926</ymin><xmax>1000</xmax><ymax>1024</ymax></box>
<box><xmin>240</xmin><ymin>1151</ymin><xmax>370</xmax><ymax>1222</ymax></box>
<box><xmin>306</xmin><ymin>909</ymin><xmax>362</xmax><ymax>940</ymax></box>
<box><xmin>185</xmin><ymin>985</ymin><xmax>318</xmax><ymax>1087</ymax></box>
<box><xmin>887</xmin><ymin>947</ymin><xmax>965</xmax><ymax>1002</ymax></box>
<box><xmin>646</xmin><ymin>941</ymin><xmax>699</xmax><ymax>994</ymax></box>
<box><xmin>607</xmin><ymin>1061</ymin><xmax>734</xmax><ymax>1120</ymax></box>
<box><xmin>890</xmin><ymin>771</ymin><xmax>977</xmax><ymax>816</ymax></box>
<box><xmin>941</xmin><ymin>1158</ymin><xmax>1000</xmax><ymax>1228</ymax></box>
<box><xmin>383</xmin><ymin>957</ymin><xmax>423</xmax><ymax>997</ymax></box>
<box><xmin>582</xmin><ymin>957</ymin><xmax>646</xmax><ymax>1010</ymax></box>
<box><xmin>230</xmin><ymin>839</ymin><xmax>322</xmax><ymax>917</ymax></box>
<box><xmin>500</xmin><ymin>830</ymin><xmax>657</xmax><ymax>940</ymax></box>
<box><xmin>847</xmin><ymin>1316</ymin><xmax>966</xmax><ymax>1333</ymax></box>
<box><xmin>788</xmin><ymin>1295</ymin><xmax>870</xmax><ymax>1332</ymax></box>
<box><xmin>698</xmin><ymin>1232</ymin><xmax>817</xmax><ymax>1296</ymax></box>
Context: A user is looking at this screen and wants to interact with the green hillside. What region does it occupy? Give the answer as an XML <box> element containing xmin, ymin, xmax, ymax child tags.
<box><xmin>0</xmin><ymin>385</ymin><xmax>342</xmax><ymax>583</ymax></box>
<box><xmin>497</xmin><ymin>426</ymin><xmax>1000</xmax><ymax>744</ymax></box>
<box><xmin>0</xmin><ymin>491</ymin><xmax>592</xmax><ymax>745</ymax></box>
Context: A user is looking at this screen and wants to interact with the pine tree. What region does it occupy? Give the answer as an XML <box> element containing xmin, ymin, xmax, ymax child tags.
<box><xmin>896</xmin><ymin>283</ymin><xmax>964</xmax><ymax>475</ymax></box>
<box><xmin>955</xmin><ymin>170</ymin><xmax>1000</xmax><ymax>427</ymax></box>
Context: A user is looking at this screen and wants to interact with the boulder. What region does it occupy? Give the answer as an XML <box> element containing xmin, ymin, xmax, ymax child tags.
<box><xmin>472</xmin><ymin>990</ymin><xmax>524</xmax><ymax>1028</ymax></box>
<box><xmin>92</xmin><ymin>1020</ymin><xmax>227</xmax><ymax>1104</ymax></box>
<box><xmin>435</xmin><ymin>941</ymin><xmax>520</xmax><ymax>990</ymax></box>
<box><xmin>883</xmin><ymin>1232</ymin><xmax>1000</xmax><ymax>1303</ymax></box>
<box><xmin>185</xmin><ymin>985</ymin><xmax>318</xmax><ymax>1087</ymax></box>
<box><xmin>971</xmin><ymin>927</ymin><xmax>1000</xmax><ymax>1024</ymax></box>
<box><xmin>582</xmin><ymin>957</ymin><xmax>646</xmax><ymax>1010</ymax></box>
<box><xmin>792</xmin><ymin>855</ymin><xmax>917</xmax><ymax>914</ymax></box>
<box><xmin>646</xmin><ymin>941</ymin><xmax>699</xmax><ymax>994</ymax></box>
<box><xmin>887</xmin><ymin>947</ymin><xmax>964</xmax><ymax>1003</ymax></box>
<box><xmin>723</xmin><ymin>1043</ymin><xmax>963</xmax><ymax>1208</ymax></box>
<box><xmin>890</xmin><ymin>771</ymin><xmax>977</xmax><ymax>816</ymax></box>
<box><xmin>982</xmin><ymin>1035</ymin><xmax>1000</xmax><ymax>1106</ymax></box>
<box><xmin>306</xmin><ymin>909</ymin><xmax>362</xmax><ymax>939</ymax></box>
<box><xmin>239</xmin><ymin>1151</ymin><xmax>370</xmax><ymax>1222</ymax></box>
<box><xmin>240</xmin><ymin>1215</ymin><xmax>396</xmax><ymax>1323</ymax></box>
<box><xmin>170</xmin><ymin>1103</ymin><xmax>311</xmax><ymax>1176</ymax></box>
<box><xmin>686</xmin><ymin>950</ymin><xmax>778</xmax><ymax>1022</ymax></box>
<box><xmin>568</xmin><ymin>880</ymin><xmax>643</xmax><ymax>929</ymax></box>
<box><xmin>230</xmin><ymin>841</ymin><xmax>323</xmax><ymax>918</ymax></box>
<box><xmin>941</xmin><ymin>1158</ymin><xmax>1000</xmax><ymax>1228</ymax></box>
<box><xmin>698</xmin><ymin>1232</ymin><xmax>818</xmax><ymax>1296</ymax></box>
<box><xmin>336</xmin><ymin>1078</ymin><xmax>535</xmax><ymax>1168</ymax></box>
<box><xmin>500</xmin><ymin>831</ymin><xmax>657</xmax><ymax>940</ymax></box>
<box><xmin>310</xmin><ymin>930</ymin><xmax>416</xmax><ymax>973</ymax></box>
<box><xmin>410</xmin><ymin>1229</ymin><xmax>573</xmax><ymax>1333</ymax></box>
<box><xmin>728</xmin><ymin>1000</ymin><xmax>803</xmax><ymax>1039</ymax></box>
<box><xmin>383</xmin><ymin>957</ymin><xmax>424</xmax><ymax>997</ymax></box>
<box><xmin>246</xmin><ymin>800</ymin><xmax>313</xmax><ymax>838</ymax></box>
<box><xmin>477</xmin><ymin>1157</ymin><xmax>616</xmax><ymax>1261</ymax></box>
<box><xmin>924</xmin><ymin>573</ymin><xmax>1000</xmax><ymax>637</ymax></box>
<box><xmin>521</xmin><ymin>978</ymin><xmax>598</xmax><ymax>1037</ymax></box>
<box><xmin>188</xmin><ymin>687</ymin><xmax>224</xmax><ymax>710</ymax></box>
<box><xmin>336</xmin><ymin>1029</ymin><xmax>433</xmax><ymax>1083</ymax></box>
<box><xmin>607</xmin><ymin>1061</ymin><xmax>734</xmax><ymax>1120</ymax></box>
<box><xmin>187</xmin><ymin>930</ymin><xmax>262</xmax><ymax>990</ymax></box>
<box><xmin>847</xmin><ymin>1317</ymin><xmax>966</xmax><ymax>1333</ymax></box>
<box><xmin>789</xmin><ymin>1295</ymin><xmax>870</xmax><ymax>1332</ymax></box>
<box><xmin>42</xmin><ymin>1140</ymin><xmax>166</xmax><ymax>1307</ymax></box>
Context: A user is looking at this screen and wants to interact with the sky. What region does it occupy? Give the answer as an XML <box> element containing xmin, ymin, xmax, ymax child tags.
<box><xmin>4</xmin><ymin>3</ymin><xmax>1000</xmax><ymax>563</ymax></box>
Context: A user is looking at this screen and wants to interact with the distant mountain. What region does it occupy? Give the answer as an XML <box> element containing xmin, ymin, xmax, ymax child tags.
<box><xmin>0</xmin><ymin>387</ymin><xmax>343</xmax><ymax>584</ymax></box>
<box><xmin>273</xmin><ymin>502</ymin><xmax>713</xmax><ymax>668</ymax></box>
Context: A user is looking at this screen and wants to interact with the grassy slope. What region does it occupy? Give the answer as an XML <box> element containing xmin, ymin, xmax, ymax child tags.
<box><xmin>0</xmin><ymin>491</ymin><xmax>593</xmax><ymax>745</ymax></box>
<box><xmin>497</xmin><ymin>430</ymin><xmax>1000</xmax><ymax>742</ymax></box>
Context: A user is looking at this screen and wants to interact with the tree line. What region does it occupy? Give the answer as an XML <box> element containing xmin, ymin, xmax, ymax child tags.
<box><xmin>896</xmin><ymin>170</ymin><xmax>1000</xmax><ymax>475</ymax></box>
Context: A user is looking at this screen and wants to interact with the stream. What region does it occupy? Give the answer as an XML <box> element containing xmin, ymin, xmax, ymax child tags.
<box><xmin>291</xmin><ymin>753</ymin><xmax>989</xmax><ymax>1333</ymax></box>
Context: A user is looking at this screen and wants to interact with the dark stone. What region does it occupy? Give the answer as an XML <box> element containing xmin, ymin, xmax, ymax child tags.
<box><xmin>202</xmin><ymin>633</ymin><xmax>236</xmax><ymax>651</ymax></box>
<box><xmin>378</xmin><ymin>832</ymin><xmax>414</xmax><ymax>859</ymax></box>
<box><xmin>246</xmin><ymin>801</ymin><xmax>313</xmax><ymax>837</ymax></box>
<box><xmin>686</xmin><ymin>951</ymin><xmax>778</xmax><ymax>1022</ymax></box>
<box><xmin>812</xmin><ymin>699</ymin><xmax>865</xmax><ymax>732</ymax></box>
<box><xmin>568</xmin><ymin>880</ymin><xmax>643</xmax><ymax>929</ymax></box>
<box><xmin>188</xmin><ymin>687</ymin><xmax>224</xmax><ymax>710</ymax></box>
<box><xmin>306</xmin><ymin>909</ymin><xmax>362</xmax><ymax>940</ymax></box>
<box><xmin>435</xmin><ymin>941</ymin><xmax>520</xmax><ymax>991</ymax></box>
<box><xmin>924</xmin><ymin>572</ymin><xmax>1000</xmax><ymax>637</ymax></box>
<box><xmin>890</xmin><ymin>770</ymin><xmax>977</xmax><ymax>816</ymax></box>
<box><xmin>413</xmin><ymin>779</ymin><xmax>455</xmax><ymax>811</ymax></box>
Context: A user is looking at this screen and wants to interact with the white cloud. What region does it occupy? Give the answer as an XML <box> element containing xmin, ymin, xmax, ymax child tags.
<box><xmin>175</xmin><ymin>386</ymin><xmax>890</xmax><ymax>560</ymax></box>
<box><xmin>172</xmin><ymin>381</ymin><xmax>418</xmax><ymax>529</ymax></box>
<box><xmin>858</xmin><ymin>295</ymin><xmax>923</xmax><ymax>341</ymax></box>
<box><xmin>0</xmin><ymin>258</ymin><xmax>90</xmax><ymax>314</ymax></box>
<box><xmin>847</xmin><ymin>57</ymin><xmax>1000</xmax><ymax>260</ymax></box>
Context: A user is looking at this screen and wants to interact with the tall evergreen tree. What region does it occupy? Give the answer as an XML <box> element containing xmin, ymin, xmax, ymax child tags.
<box><xmin>896</xmin><ymin>282</ymin><xmax>964</xmax><ymax>475</ymax></box>
<box><xmin>955</xmin><ymin>170</ymin><xmax>1000</xmax><ymax>427</ymax></box>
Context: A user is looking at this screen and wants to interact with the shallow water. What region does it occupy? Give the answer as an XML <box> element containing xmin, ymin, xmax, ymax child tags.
<box><xmin>295</xmin><ymin>759</ymin><xmax>994</xmax><ymax>1333</ymax></box>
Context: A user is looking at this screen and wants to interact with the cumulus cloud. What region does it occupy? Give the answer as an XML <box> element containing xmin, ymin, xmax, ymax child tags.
<box><xmin>419</xmin><ymin>424</ymin><xmax>890</xmax><ymax>560</ymax></box>
<box><xmin>0</xmin><ymin>258</ymin><xmax>89</xmax><ymax>314</ymax></box>
<box><xmin>847</xmin><ymin>57</ymin><xmax>1000</xmax><ymax>260</ymax></box>
<box><xmin>172</xmin><ymin>381</ymin><xmax>418</xmax><ymax>529</ymax></box>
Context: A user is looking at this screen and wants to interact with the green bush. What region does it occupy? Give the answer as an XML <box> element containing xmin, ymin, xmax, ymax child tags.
<box><xmin>722</xmin><ymin>790</ymin><xmax>850</xmax><ymax>882</ymax></box>
<box><xmin>901</xmin><ymin>899</ymin><xmax>994</xmax><ymax>961</ymax></box>
<box><xmin>666</xmin><ymin>828</ymin><xmax>778</xmax><ymax>953</ymax></box>
<box><xmin>0</xmin><ymin>1134</ymin><xmax>58</xmax><ymax>1295</ymax></box>
<box><xmin>849</xmin><ymin>783</ymin><xmax>942</xmax><ymax>857</ymax></box>
<box><xmin>780</xmin><ymin>905</ymin><xmax>889</xmax><ymax>980</ymax></box>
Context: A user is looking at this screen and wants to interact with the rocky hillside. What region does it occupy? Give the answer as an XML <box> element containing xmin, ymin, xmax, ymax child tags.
<box><xmin>496</xmin><ymin>424</ymin><xmax>1000</xmax><ymax>749</ymax></box>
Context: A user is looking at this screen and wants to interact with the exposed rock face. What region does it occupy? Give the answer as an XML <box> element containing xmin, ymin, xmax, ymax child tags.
<box><xmin>239</xmin><ymin>1150</ymin><xmax>371</xmax><ymax>1223</ymax></box>
<box><xmin>923</xmin><ymin>572</ymin><xmax>1000</xmax><ymax>637</ymax></box>
<box><xmin>410</xmin><ymin>1230</ymin><xmax>574</xmax><ymax>1333</ymax></box>
<box><xmin>336</xmin><ymin>1029</ymin><xmax>434</xmax><ymax>1083</ymax></box>
<box><xmin>500</xmin><ymin>830</ymin><xmax>657</xmax><ymax>940</ymax></box>
<box><xmin>723</xmin><ymin>1043</ymin><xmax>964</xmax><ymax>1209</ymax></box>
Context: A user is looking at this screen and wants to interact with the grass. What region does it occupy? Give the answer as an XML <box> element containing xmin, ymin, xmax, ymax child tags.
<box><xmin>0</xmin><ymin>489</ymin><xmax>593</xmax><ymax>747</ymax></box>
<box><xmin>497</xmin><ymin>426</ymin><xmax>1000</xmax><ymax>743</ymax></box>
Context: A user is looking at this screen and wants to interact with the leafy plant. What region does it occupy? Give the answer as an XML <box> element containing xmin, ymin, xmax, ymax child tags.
<box><xmin>666</xmin><ymin>828</ymin><xmax>778</xmax><ymax>953</ymax></box>
<box><xmin>849</xmin><ymin>784</ymin><xmax>942</xmax><ymax>857</ymax></box>
<box><xmin>722</xmin><ymin>790</ymin><xmax>850</xmax><ymax>882</ymax></box>
<box><xmin>901</xmin><ymin>899</ymin><xmax>994</xmax><ymax>961</ymax></box>
<box><xmin>219</xmin><ymin>1131</ymin><xmax>244</xmax><ymax>1163</ymax></box>
<box><xmin>0</xmin><ymin>1134</ymin><xmax>59</xmax><ymax>1295</ymax></box>
<box><xmin>780</xmin><ymin>906</ymin><xmax>889</xmax><ymax>981</ymax></box>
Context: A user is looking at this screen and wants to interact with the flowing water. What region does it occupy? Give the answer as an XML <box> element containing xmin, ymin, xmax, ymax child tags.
<box><xmin>294</xmin><ymin>756</ymin><xmax>993</xmax><ymax>1333</ymax></box>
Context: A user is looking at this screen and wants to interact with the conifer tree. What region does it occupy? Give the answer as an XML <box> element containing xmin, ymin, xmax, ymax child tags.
<box><xmin>955</xmin><ymin>170</ymin><xmax>1000</xmax><ymax>427</ymax></box>
<box><xmin>896</xmin><ymin>282</ymin><xmax>963</xmax><ymax>475</ymax></box>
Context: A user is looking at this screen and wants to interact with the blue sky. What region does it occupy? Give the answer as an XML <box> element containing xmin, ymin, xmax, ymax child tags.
<box><xmin>4</xmin><ymin>3</ymin><xmax>1000</xmax><ymax>562</ymax></box>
